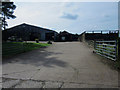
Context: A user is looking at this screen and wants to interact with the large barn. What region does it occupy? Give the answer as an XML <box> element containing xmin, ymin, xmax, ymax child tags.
<box><xmin>2</xmin><ymin>23</ymin><xmax>58</xmax><ymax>41</ymax></box>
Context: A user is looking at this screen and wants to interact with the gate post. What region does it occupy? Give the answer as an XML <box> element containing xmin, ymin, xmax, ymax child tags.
<box><xmin>93</xmin><ymin>40</ymin><xmax>96</xmax><ymax>53</ymax></box>
<box><xmin>117</xmin><ymin>30</ymin><xmax>120</xmax><ymax>61</ymax></box>
<box><xmin>118</xmin><ymin>38</ymin><xmax>120</xmax><ymax>61</ymax></box>
<box><xmin>94</xmin><ymin>40</ymin><xmax>96</xmax><ymax>50</ymax></box>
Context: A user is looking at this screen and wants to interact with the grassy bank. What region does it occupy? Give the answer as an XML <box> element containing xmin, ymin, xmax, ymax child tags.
<box><xmin>2</xmin><ymin>42</ymin><xmax>50</xmax><ymax>57</ymax></box>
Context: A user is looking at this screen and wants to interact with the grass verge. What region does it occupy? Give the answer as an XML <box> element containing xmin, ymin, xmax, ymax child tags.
<box><xmin>2</xmin><ymin>42</ymin><xmax>50</xmax><ymax>57</ymax></box>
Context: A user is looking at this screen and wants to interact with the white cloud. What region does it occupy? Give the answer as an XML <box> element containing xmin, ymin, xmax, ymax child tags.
<box><xmin>60</xmin><ymin>12</ymin><xmax>78</xmax><ymax>20</ymax></box>
<box><xmin>102</xmin><ymin>14</ymin><xmax>110</xmax><ymax>18</ymax></box>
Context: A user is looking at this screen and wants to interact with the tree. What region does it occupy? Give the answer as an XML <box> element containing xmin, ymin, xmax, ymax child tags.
<box><xmin>1</xmin><ymin>2</ymin><xmax>16</xmax><ymax>30</ymax></box>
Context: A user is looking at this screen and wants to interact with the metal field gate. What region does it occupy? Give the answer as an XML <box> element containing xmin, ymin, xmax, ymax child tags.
<box><xmin>94</xmin><ymin>40</ymin><xmax>117</xmax><ymax>61</ymax></box>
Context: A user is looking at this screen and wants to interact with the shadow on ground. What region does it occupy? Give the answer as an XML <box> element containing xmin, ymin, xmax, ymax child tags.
<box><xmin>2</xmin><ymin>47</ymin><xmax>68</xmax><ymax>68</ymax></box>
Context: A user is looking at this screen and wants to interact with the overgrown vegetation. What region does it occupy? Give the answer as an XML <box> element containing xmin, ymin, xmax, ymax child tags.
<box><xmin>2</xmin><ymin>42</ymin><xmax>50</xmax><ymax>57</ymax></box>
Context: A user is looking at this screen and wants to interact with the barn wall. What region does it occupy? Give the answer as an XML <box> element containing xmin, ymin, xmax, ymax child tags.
<box><xmin>2</xmin><ymin>24</ymin><xmax>57</xmax><ymax>41</ymax></box>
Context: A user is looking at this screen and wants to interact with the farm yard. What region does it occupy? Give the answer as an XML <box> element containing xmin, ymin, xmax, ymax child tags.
<box><xmin>1</xmin><ymin>1</ymin><xmax>120</xmax><ymax>89</ymax></box>
<box><xmin>2</xmin><ymin>30</ymin><xmax>120</xmax><ymax>88</ymax></box>
<box><xmin>2</xmin><ymin>42</ymin><xmax>119</xmax><ymax>88</ymax></box>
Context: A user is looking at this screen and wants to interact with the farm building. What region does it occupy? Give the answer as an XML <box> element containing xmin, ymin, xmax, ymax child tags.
<box><xmin>55</xmin><ymin>31</ymin><xmax>79</xmax><ymax>42</ymax></box>
<box><xmin>2</xmin><ymin>23</ymin><xmax>58</xmax><ymax>41</ymax></box>
<box><xmin>79</xmin><ymin>30</ymin><xmax>119</xmax><ymax>42</ymax></box>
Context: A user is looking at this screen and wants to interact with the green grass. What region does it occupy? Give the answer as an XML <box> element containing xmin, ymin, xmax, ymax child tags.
<box><xmin>2</xmin><ymin>42</ymin><xmax>50</xmax><ymax>57</ymax></box>
<box><xmin>23</xmin><ymin>42</ymin><xmax>50</xmax><ymax>52</ymax></box>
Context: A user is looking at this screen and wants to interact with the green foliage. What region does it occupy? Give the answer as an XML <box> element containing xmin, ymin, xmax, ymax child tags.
<box><xmin>47</xmin><ymin>40</ymin><xmax>52</xmax><ymax>44</ymax></box>
<box><xmin>23</xmin><ymin>42</ymin><xmax>50</xmax><ymax>52</ymax></box>
<box><xmin>1</xmin><ymin>2</ymin><xmax>16</xmax><ymax>30</ymax></box>
<box><xmin>35</xmin><ymin>38</ymin><xmax>39</xmax><ymax>43</ymax></box>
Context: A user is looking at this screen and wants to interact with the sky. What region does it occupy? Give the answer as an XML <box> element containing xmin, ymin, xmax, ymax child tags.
<box><xmin>7</xmin><ymin>1</ymin><xmax>118</xmax><ymax>34</ymax></box>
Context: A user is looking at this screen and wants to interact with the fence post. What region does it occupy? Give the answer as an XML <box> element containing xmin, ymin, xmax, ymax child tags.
<box><xmin>115</xmin><ymin>40</ymin><xmax>118</xmax><ymax>61</ymax></box>
<box><xmin>82</xmin><ymin>32</ymin><xmax>85</xmax><ymax>42</ymax></box>
<box><xmin>93</xmin><ymin>40</ymin><xmax>96</xmax><ymax>53</ymax></box>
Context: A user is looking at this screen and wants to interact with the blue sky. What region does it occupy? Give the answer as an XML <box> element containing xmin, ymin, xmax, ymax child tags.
<box><xmin>7</xmin><ymin>2</ymin><xmax>118</xmax><ymax>34</ymax></box>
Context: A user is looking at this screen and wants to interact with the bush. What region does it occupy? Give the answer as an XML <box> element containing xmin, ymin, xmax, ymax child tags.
<box><xmin>47</xmin><ymin>41</ymin><xmax>52</xmax><ymax>44</ymax></box>
<box><xmin>35</xmin><ymin>38</ymin><xmax>39</xmax><ymax>43</ymax></box>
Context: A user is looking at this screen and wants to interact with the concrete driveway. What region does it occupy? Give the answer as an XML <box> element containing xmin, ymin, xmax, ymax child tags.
<box><xmin>2</xmin><ymin>42</ymin><xmax>118</xmax><ymax>88</ymax></box>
